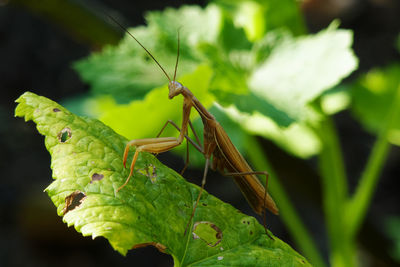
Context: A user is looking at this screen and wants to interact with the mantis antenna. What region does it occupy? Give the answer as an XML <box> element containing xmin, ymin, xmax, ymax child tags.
<box><xmin>105</xmin><ymin>13</ymin><xmax>172</xmax><ymax>82</ymax></box>
<box><xmin>173</xmin><ymin>30</ymin><xmax>180</xmax><ymax>81</ymax></box>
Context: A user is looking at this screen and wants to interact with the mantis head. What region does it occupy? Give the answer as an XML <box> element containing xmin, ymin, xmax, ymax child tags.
<box><xmin>168</xmin><ymin>81</ymin><xmax>183</xmax><ymax>99</ymax></box>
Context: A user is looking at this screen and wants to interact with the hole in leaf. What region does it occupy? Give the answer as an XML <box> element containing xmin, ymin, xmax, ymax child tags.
<box><xmin>132</xmin><ymin>242</ymin><xmax>167</xmax><ymax>253</ymax></box>
<box><xmin>138</xmin><ymin>164</ymin><xmax>157</xmax><ymax>183</ymax></box>
<box><xmin>58</xmin><ymin>127</ymin><xmax>72</xmax><ymax>143</ymax></box>
<box><xmin>62</xmin><ymin>190</ymin><xmax>86</xmax><ymax>215</ymax></box>
<box><xmin>201</xmin><ymin>203</ymin><xmax>207</xmax><ymax>206</ymax></box>
<box><xmin>192</xmin><ymin>221</ymin><xmax>222</xmax><ymax>247</ymax></box>
<box><xmin>53</xmin><ymin>108</ymin><xmax>61</xmax><ymax>112</ymax></box>
<box><xmin>90</xmin><ymin>173</ymin><xmax>104</xmax><ymax>183</ymax></box>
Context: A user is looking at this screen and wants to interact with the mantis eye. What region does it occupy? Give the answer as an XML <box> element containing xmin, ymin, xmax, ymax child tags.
<box><xmin>173</xmin><ymin>81</ymin><xmax>182</xmax><ymax>89</ymax></box>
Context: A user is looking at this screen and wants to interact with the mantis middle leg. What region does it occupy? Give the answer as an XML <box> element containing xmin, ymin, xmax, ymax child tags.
<box><xmin>156</xmin><ymin>119</ymin><xmax>204</xmax><ymax>174</ymax></box>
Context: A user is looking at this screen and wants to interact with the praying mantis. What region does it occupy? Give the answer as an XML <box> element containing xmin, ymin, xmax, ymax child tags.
<box><xmin>108</xmin><ymin>15</ymin><xmax>279</xmax><ymax>233</ymax></box>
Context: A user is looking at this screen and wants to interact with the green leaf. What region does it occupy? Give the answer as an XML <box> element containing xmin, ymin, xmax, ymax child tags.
<box><xmin>74</xmin><ymin>26</ymin><xmax>170</xmax><ymax>102</ymax></box>
<box><xmin>97</xmin><ymin>64</ymin><xmax>215</xmax><ymax>140</ymax></box>
<box><xmin>210</xmin><ymin>23</ymin><xmax>357</xmax><ymax>158</ymax></box>
<box><xmin>214</xmin><ymin>0</ymin><xmax>306</xmax><ymax>39</ymax></box>
<box><xmin>219</xmin><ymin>15</ymin><xmax>253</xmax><ymax>51</ymax></box>
<box><xmin>351</xmin><ymin>64</ymin><xmax>400</xmax><ymax>146</ymax></box>
<box><xmin>146</xmin><ymin>4</ymin><xmax>222</xmax><ymax>48</ymax></box>
<box><xmin>249</xmin><ymin>22</ymin><xmax>358</xmax><ymax>122</ymax></box>
<box><xmin>69</xmin><ymin>64</ymin><xmax>215</xmax><ymax>168</ymax></box>
<box><xmin>72</xmin><ymin>5</ymin><xmax>352</xmax><ymax>159</ymax></box>
<box><xmin>385</xmin><ymin>216</ymin><xmax>400</xmax><ymax>263</ymax></box>
<box><xmin>204</xmin><ymin>29</ymin><xmax>296</xmax><ymax>128</ymax></box>
<box><xmin>320</xmin><ymin>85</ymin><xmax>351</xmax><ymax>115</ymax></box>
<box><xmin>15</xmin><ymin>92</ymin><xmax>311</xmax><ymax>266</ymax></box>
<box><xmin>219</xmin><ymin>104</ymin><xmax>321</xmax><ymax>158</ymax></box>
<box><xmin>260</xmin><ymin>0</ymin><xmax>306</xmax><ymax>35</ymax></box>
<box><xmin>199</xmin><ymin>22</ymin><xmax>357</xmax><ymax>158</ymax></box>
<box><xmin>73</xmin><ymin>4</ymin><xmax>222</xmax><ymax>103</ymax></box>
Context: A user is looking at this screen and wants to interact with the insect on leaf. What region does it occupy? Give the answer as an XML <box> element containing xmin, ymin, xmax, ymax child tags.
<box><xmin>15</xmin><ymin>92</ymin><xmax>311</xmax><ymax>266</ymax></box>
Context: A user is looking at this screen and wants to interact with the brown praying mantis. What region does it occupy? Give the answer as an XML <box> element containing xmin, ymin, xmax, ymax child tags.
<box><xmin>108</xmin><ymin>15</ymin><xmax>279</xmax><ymax>234</ymax></box>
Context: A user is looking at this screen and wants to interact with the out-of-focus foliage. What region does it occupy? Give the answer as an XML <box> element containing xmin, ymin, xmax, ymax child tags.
<box><xmin>219</xmin><ymin>22</ymin><xmax>357</xmax><ymax>157</ymax></box>
<box><xmin>386</xmin><ymin>216</ymin><xmax>400</xmax><ymax>263</ymax></box>
<box><xmin>213</xmin><ymin>0</ymin><xmax>306</xmax><ymax>38</ymax></box>
<box><xmin>74</xmin><ymin>5</ymin><xmax>221</xmax><ymax>102</ymax></box>
<box><xmin>248</xmin><ymin>22</ymin><xmax>356</xmax><ymax>121</ymax></box>
<box><xmin>71</xmin><ymin>1</ymin><xmax>357</xmax><ymax>159</ymax></box>
<box><xmin>351</xmin><ymin>64</ymin><xmax>400</xmax><ymax>146</ymax></box>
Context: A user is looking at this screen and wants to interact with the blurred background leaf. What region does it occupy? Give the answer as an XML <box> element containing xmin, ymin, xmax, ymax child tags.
<box><xmin>351</xmin><ymin>64</ymin><xmax>400</xmax><ymax>146</ymax></box>
<box><xmin>386</xmin><ymin>216</ymin><xmax>400</xmax><ymax>262</ymax></box>
<box><xmin>72</xmin><ymin>4</ymin><xmax>357</xmax><ymax>161</ymax></box>
<box><xmin>74</xmin><ymin>4</ymin><xmax>221</xmax><ymax>103</ymax></box>
<box><xmin>214</xmin><ymin>0</ymin><xmax>306</xmax><ymax>38</ymax></box>
<box><xmin>248</xmin><ymin>22</ymin><xmax>357</xmax><ymax>122</ymax></box>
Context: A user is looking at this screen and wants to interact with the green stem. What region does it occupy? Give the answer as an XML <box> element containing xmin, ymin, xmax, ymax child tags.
<box><xmin>316</xmin><ymin>117</ymin><xmax>354</xmax><ymax>267</ymax></box>
<box><xmin>346</xmin><ymin>85</ymin><xmax>400</xmax><ymax>237</ymax></box>
<box><xmin>246</xmin><ymin>136</ymin><xmax>327</xmax><ymax>267</ymax></box>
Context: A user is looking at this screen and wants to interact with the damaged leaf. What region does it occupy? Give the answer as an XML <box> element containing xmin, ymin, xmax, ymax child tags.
<box><xmin>62</xmin><ymin>190</ymin><xmax>86</xmax><ymax>215</ymax></box>
<box><xmin>15</xmin><ymin>92</ymin><xmax>310</xmax><ymax>266</ymax></box>
<box><xmin>91</xmin><ymin>173</ymin><xmax>104</xmax><ymax>183</ymax></box>
<box><xmin>192</xmin><ymin>221</ymin><xmax>223</xmax><ymax>247</ymax></box>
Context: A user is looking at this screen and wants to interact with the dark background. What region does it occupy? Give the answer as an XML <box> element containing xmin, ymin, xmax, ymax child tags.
<box><xmin>1</xmin><ymin>0</ymin><xmax>400</xmax><ymax>266</ymax></box>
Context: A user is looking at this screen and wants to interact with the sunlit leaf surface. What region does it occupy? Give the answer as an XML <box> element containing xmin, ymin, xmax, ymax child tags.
<box><xmin>15</xmin><ymin>92</ymin><xmax>311</xmax><ymax>266</ymax></box>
